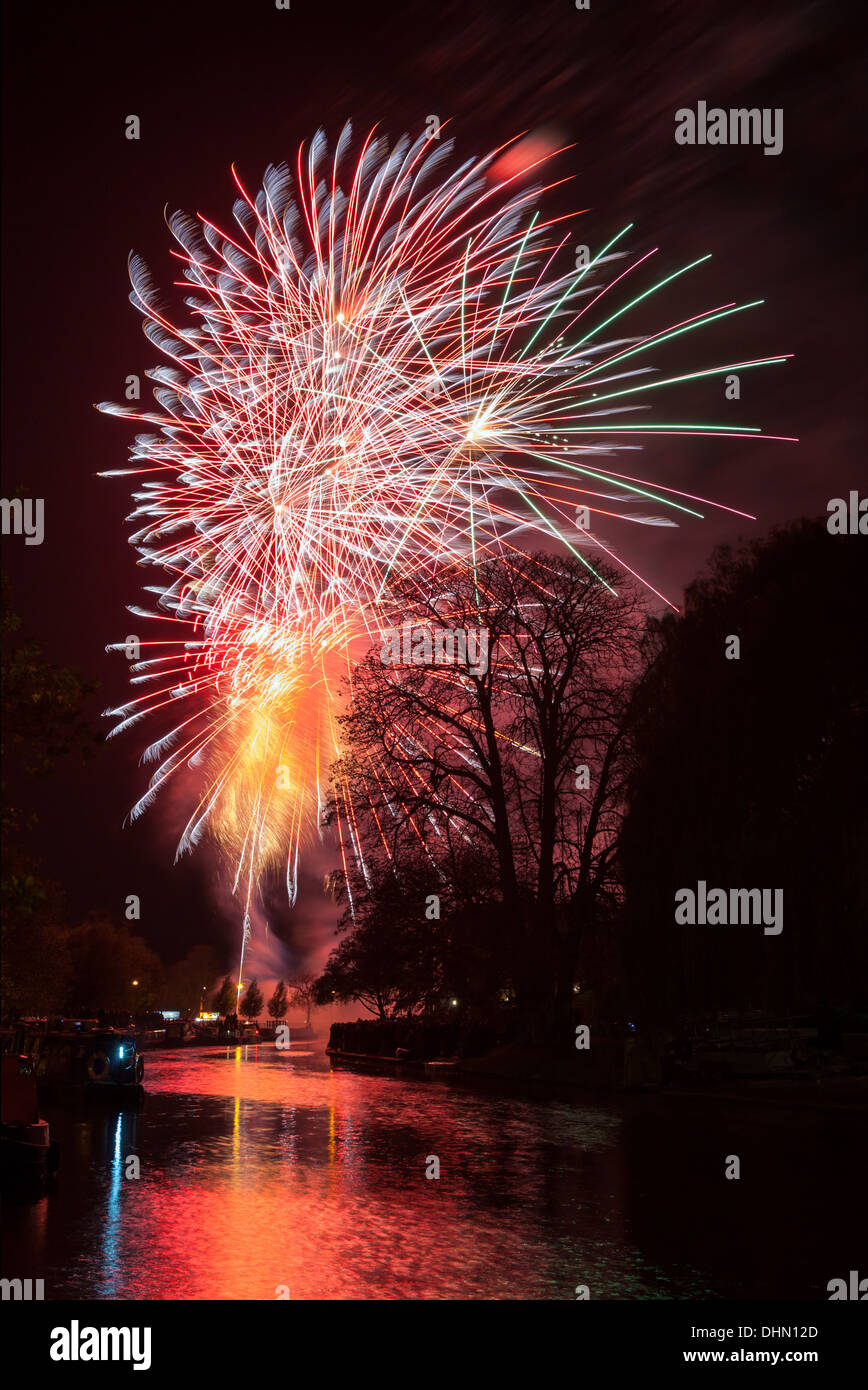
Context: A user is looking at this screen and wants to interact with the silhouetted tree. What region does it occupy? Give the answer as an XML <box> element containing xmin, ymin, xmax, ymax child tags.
<box><xmin>165</xmin><ymin>945</ymin><xmax>221</xmax><ymax>1014</ymax></box>
<box><xmin>212</xmin><ymin>974</ymin><xmax>236</xmax><ymax>1015</ymax></box>
<box><xmin>267</xmin><ymin>979</ymin><xmax>288</xmax><ymax>1020</ymax></box>
<box><xmin>1</xmin><ymin>576</ymin><xmax>97</xmax><ymax>1016</ymax></box>
<box><xmin>239</xmin><ymin>978</ymin><xmax>264</xmax><ymax>1020</ymax></box>
<box><xmin>287</xmin><ymin>974</ymin><xmax>317</xmax><ymax>1025</ymax></box>
<box><xmin>313</xmin><ymin>929</ymin><xmax>404</xmax><ymax>1022</ymax></box>
<box><xmin>329</xmin><ymin>553</ymin><xmax>643</xmax><ymax>1034</ymax></box>
<box><xmin>1</xmin><ymin>875</ymin><xmax>71</xmax><ymax>1017</ymax></box>
<box><xmin>621</xmin><ymin>518</ymin><xmax>868</xmax><ymax>1024</ymax></box>
<box><xmin>65</xmin><ymin>915</ymin><xmax>164</xmax><ymax>1013</ymax></box>
<box><xmin>316</xmin><ymin>843</ymin><xmax>504</xmax><ymax>1022</ymax></box>
<box><xmin>1</xmin><ymin>574</ymin><xmax>97</xmax><ymax>840</ymax></box>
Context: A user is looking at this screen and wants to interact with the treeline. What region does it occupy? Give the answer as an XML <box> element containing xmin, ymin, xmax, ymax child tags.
<box><xmin>315</xmin><ymin>521</ymin><xmax>868</xmax><ymax>1037</ymax></box>
<box><xmin>223</xmin><ymin>973</ymin><xmax>318</xmax><ymax>1023</ymax></box>
<box><xmin>1</xmin><ymin>911</ymin><xmax>217</xmax><ymax>1018</ymax></box>
<box><xmin>1</xmin><ymin>906</ymin><xmax>323</xmax><ymax>1022</ymax></box>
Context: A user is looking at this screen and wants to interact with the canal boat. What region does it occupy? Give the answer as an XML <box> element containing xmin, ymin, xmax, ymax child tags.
<box><xmin>1</xmin><ymin>1053</ymin><xmax>60</xmax><ymax>1186</ymax></box>
<box><xmin>676</xmin><ymin>1014</ymin><xmax>815</xmax><ymax>1082</ymax></box>
<box><xmin>0</xmin><ymin>1022</ymin><xmax>145</xmax><ymax>1100</ymax></box>
<box><xmin>163</xmin><ymin>1018</ymin><xmax>198</xmax><ymax>1045</ymax></box>
<box><xmin>219</xmin><ymin>1015</ymin><xmax>260</xmax><ymax>1044</ymax></box>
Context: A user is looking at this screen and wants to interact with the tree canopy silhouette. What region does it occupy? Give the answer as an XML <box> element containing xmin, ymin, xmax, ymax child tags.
<box><xmin>621</xmin><ymin>517</ymin><xmax>868</xmax><ymax>1023</ymax></box>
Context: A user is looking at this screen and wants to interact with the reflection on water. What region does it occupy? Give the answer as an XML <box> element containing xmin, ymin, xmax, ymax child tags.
<box><xmin>2</xmin><ymin>1045</ymin><xmax>860</xmax><ymax>1300</ymax></box>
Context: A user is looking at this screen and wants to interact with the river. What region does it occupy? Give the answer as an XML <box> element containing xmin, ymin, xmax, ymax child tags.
<box><xmin>2</xmin><ymin>1042</ymin><xmax>862</xmax><ymax>1300</ymax></box>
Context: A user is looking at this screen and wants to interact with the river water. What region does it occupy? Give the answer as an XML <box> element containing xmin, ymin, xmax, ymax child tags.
<box><xmin>2</xmin><ymin>1043</ymin><xmax>862</xmax><ymax>1300</ymax></box>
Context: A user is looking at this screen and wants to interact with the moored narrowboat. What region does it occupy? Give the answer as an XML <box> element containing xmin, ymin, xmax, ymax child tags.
<box><xmin>1</xmin><ymin>1053</ymin><xmax>60</xmax><ymax>1186</ymax></box>
<box><xmin>0</xmin><ymin>1023</ymin><xmax>145</xmax><ymax>1100</ymax></box>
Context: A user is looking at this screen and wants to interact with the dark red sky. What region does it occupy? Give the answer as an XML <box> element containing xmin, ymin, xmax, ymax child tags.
<box><xmin>2</xmin><ymin>0</ymin><xmax>865</xmax><ymax>970</ymax></box>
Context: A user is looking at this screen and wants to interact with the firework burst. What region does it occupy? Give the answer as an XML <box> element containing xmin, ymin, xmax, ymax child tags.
<box><xmin>99</xmin><ymin>121</ymin><xmax>792</xmax><ymax>943</ymax></box>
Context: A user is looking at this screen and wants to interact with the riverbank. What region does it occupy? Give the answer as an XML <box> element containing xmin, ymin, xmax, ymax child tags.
<box><xmin>327</xmin><ymin>1039</ymin><xmax>868</xmax><ymax>1113</ymax></box>
<box><xmin>327</xmin><ymin>1028</ymin><xmax>663</xmax><ymax>1090</ymax></box>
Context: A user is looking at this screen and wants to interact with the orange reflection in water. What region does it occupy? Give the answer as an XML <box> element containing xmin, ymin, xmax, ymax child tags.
<box><xmin>6</xmin><ymin>1046</ymin><xmax>716</xmax><ymax>1300</ymax></box>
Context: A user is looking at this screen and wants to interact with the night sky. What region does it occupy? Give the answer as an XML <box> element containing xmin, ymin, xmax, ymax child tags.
<box><xmin>2</xmin><ymin>0</ymin><xmax>865</xmax><ymax>973</ymax></box>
